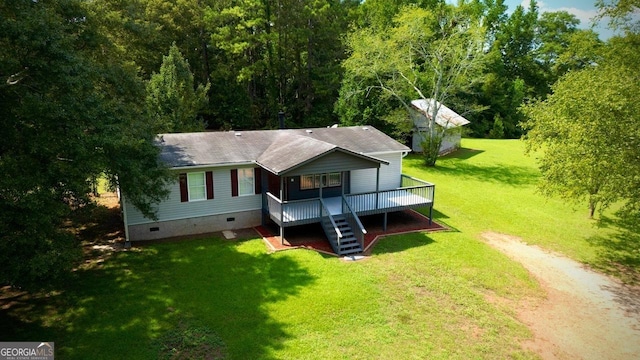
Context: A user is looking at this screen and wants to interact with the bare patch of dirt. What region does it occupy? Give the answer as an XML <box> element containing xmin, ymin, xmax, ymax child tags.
<box><xmin>482</xmin><ymin>231</ymin><xmax>640</xmax><ymax>360</ymax></box>
<box><xmin>76</xmin><ymin>192</ymin><xmax>129</xmax><ymax>270</ymax></box>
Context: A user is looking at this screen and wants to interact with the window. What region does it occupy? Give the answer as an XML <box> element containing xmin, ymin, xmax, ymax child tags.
<box><xmin>179</xmin><ymin>171</ymin><xmax>213</xmax><ymax>202</ymax></box>
<box><xmin>300</xmin><ymin>174</ymin><xmax>315</xmax><ymax>190</ymax></box>
<box><xmin>327</xmin><ymin>173</ymin><xmax>341</xmax><ymax>187</ymax></box>
<box><xmin>238</xmin><ymin>168</ymin><xmax>254</xmax><ymax>196</ymax></box>
<box><xmin>188</xmin><ymin>172</ymin><xmax>206</xmax><ymax>201</ymax></box>
<box><xmin>300</xmin><ymin>173</ymin><xmax>341</xmax><ymax>190</ymax></box>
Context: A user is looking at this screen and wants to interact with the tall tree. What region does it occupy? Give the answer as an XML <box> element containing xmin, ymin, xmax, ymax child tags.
<box><xmin>205</xmin><ymin>0</ymin><xmax>355</xmax><ymax>129</ymax></box>
<box><xmin>522</xmin><ymin>35</ymin><xmax>640</xmax><ymax>218</ymax></box>
<box><xmin>0</xmin><ymin>0</ymin><xmax>172</xmax><ymax>289</ymax></box>
<box><xmin>146</xmin><ymin>43</ymin><xmax>210</xmax><ymax>133</ymax></box>
<box><xmin>339</xmin><ymin>4</ymin><xmax>485</xmax><ymax>165</ymax></box>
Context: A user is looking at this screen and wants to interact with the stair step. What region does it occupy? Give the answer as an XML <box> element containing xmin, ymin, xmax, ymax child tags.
<box><xmin>340</xmin><ymin>248</ymin><xmax>362</xmax><ymax>255</ymax></box>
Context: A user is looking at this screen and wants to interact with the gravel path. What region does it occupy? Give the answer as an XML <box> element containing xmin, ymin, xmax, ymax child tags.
<box><xmin>482</xmin><ymin>232</ymin><xmax>640</xmax><ymax>360</ymax></box>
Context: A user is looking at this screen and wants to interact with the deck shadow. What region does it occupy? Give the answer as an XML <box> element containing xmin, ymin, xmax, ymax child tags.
<box><xmin>258</xmin><ymin>210</ymin><xmax>447</xmax><ymax>256</ymax></box>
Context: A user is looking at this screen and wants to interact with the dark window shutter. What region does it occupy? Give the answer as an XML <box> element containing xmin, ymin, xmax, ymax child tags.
<box><xmin>254</xmin><ymin>168</ymin><xmax>262</xmax><ymax>194</ymax></box>
<box><xmin>231</xmin><ymin>169</ymin><xmax>238</xmax><ymax>197</ymax></box>
<box><xmin>179</xmin><ymin>173</ymin><xmax>188</xmax><ymax>202</ymax></box>
<box><xmin>206</xmin><ymin>171</ymin><xmax>214</xmax><ymax>199</ymax></box>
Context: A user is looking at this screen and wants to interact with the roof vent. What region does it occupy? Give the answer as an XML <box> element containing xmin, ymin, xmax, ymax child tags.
<box><xmin>306</xmin><ymin>129</ymin><xmax>313</xmax><ymax>134</ymax></box>
<box><xmin>362</xmin><ymin>126</ymin><xmax>369</xmax><ymax>130</ymax></box>
<box><xmin>235</xmin><ymin>132</ymin><xmax>242</xmax><ymax>136</ymax></box>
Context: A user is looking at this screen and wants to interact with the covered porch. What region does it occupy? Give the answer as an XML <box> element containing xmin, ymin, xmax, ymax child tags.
<box><xmin>256</xmin><ymin>132</ymin><xmax>435</xmax><ymax>255</ymax></box>
<box><xmin>264</xmin><ymin>174</ymin><xmax>434</xmax><ymax>227</ymax></box>
<box><xmin>262</xmin><ymin>174</ymin><xmax>435</xmax><ymax>255</ymax></box>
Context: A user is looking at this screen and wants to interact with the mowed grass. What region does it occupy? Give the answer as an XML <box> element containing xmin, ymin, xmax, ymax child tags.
<box><xmin>2</xmin><ymin>138</ymin><xmax>630</xmax><ymax>359</ymax></box>
<box><xmin>406</xmin><ymin>139</ymin><xmax>605</xmax><ymax>263</ymax></box>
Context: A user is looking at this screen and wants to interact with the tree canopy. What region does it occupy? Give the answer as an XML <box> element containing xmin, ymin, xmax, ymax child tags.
<box><xmin>338</xmin><ymin>4</ymin><xmax>486</xmax><ymax>165</ymax></box>
<box><xmin>0</xmin><ymin>0</ymin><xmax>172</xmax><ymax>289</ymax></box>
<box><xmin>146</xmin><ymin>43</ymin><xmax>210</xmax><ymax>133</ymax></box>
<box><xmin>522</xmin><ymin>33</ymin><xmax>640</xmax><ymax>218</ymax></box>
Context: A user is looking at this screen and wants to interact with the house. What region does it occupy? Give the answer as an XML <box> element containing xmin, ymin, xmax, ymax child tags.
<box><xmin>121</xmin><ymin>126</ymin><xmax>435</xmax><ymax>255</ymax></box>
<box><xmin>410</xmin><ymin>99</ymin><xmax>470</xmax><ymax>155</ymax></box>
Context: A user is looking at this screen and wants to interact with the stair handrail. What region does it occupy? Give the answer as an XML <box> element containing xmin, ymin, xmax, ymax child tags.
<box><xmin>341</xmin><ymin>195</ymin><xmax>366</xmax><ymax>235</ymax></box>
<box><xmin>319</xmin><ymin>198</ymin><xmax>342</xmax><ymax>239</ymax></box>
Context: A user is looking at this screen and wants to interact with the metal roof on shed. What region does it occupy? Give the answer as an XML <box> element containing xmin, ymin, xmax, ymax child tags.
<box><xmin>157</xmin><ymin>126</ymin><xmax>409</xmax><ymax>171</ymax></box>
<box><xmin>411</xmin><ymin>99</ymin><xmax>470</xmax><ymax>129</ymax></box>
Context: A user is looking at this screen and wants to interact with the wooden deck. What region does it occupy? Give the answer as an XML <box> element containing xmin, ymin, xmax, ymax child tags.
<box><xmin>265</xmin><ymin>175</ymin><xmax>434</xmax><ymax>227</ymax></box>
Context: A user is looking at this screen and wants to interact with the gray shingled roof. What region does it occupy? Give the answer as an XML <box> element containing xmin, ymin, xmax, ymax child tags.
<box><xmin>411</xmin><ymin>99</ymin><xmax>470</xmax><ymax>129</ymax></box>
<box><xmin>157</xmin><ymin>126</ymin><xmax>409</xmax><ymax>173</ymax></box>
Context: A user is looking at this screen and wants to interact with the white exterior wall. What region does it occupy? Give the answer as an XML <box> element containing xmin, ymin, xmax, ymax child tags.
<box><xmin>124</xmin><ymin>165</ymin><xmax>261</xmax><ymax>227</ymax></box>
<box><xmin>412</xmin><ymin>131</ymin><xmax>461</xmax><ymax>155</ymax></box>
<box><xmin>350</xmin><ymin>152</ymin><xmax>403</xmax><ymax>193</ymax></box>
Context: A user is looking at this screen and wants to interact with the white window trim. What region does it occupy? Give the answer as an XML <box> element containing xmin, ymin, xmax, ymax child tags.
<box><xmin>238</xmin><ymin>168</ymin><xmax>255</xmax><ymax>197</ymax></box>
<box><xmin>188</xmin><ymin>172</ymin><xmax>206</xmax><ymax>202</ymax></box>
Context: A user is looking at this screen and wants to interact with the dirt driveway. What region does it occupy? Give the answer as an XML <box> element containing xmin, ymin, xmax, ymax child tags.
<box><xmin>482</xmin><ymin>232</ymin><xmax>640</xmax><ymax>360</ymax></box>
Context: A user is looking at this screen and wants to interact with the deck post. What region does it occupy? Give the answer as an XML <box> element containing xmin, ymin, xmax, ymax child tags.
<box><xmin>383</xmin><ymin>212</ymin><xmax>388</xmax><ymax>231</ymax></box>
<box><xmin>429</xmin><ymin>206</ymin><xmax>433</xmax><ymax>226</ymax></box>
<box><xmin>375</xmin><ymin>168</ymin><xmax>380</xmax><ymax>210</ymax></box>
<box><xmin>280</xmin><ymin>225</ymin><xmax>285</xmax><ymax>245</ymax></box>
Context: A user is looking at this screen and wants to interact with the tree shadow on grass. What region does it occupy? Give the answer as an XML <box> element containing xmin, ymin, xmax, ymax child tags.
<box><xmin>441</xmin><ymin>147</ymin><xmax>485</xmax><ymax>160</ymax></box>
<box><xmin>1</xmin><ymin>215</ymin><xmax>315</xmax><ymax>360</ymax></box>
<box><xmin>586</xmin><ymin>212</ymin><xmax>640</xmax><ymax>285</ymax></box>
<box><xmin>433</xmin><ymin>160</ymin><xmax>539</xmax><ymax>187</ymax></box>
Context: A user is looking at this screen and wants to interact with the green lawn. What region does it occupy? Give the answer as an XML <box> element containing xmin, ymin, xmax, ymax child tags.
<box><xmin>2</xmin><ymin>138</ymin><xmax>635</xmax><ymax>359</ymax></box>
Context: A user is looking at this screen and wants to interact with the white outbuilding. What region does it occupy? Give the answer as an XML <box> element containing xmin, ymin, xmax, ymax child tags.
<box><xmin>410</xmin><ymin>99</ymin><xmax>470</xmax><ymax>155</ymax></box>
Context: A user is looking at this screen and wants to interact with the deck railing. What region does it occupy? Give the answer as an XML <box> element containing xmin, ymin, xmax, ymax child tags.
<box><xmin>265</xmin><ymin>174</ymin><xmax>434</xmax><ymax>226</ymax></box>
<box><xmin>266</xmin><ymin>192</ymin><xmax>321</xmax><ymax>226</ymax></box>
<box><xmin>401</xmin><ymin>174</ymin><xmax>434</xmax><ymax>188</ymax></box>
<box><xmin>345</xmin><ymin>179</ymin><xmax>434</xmax><ymax>216</ymax></box>
<box><xmin>341</xmin><ymin>195</ymin><xmax>366</xmax><ymax>250</ymax></box>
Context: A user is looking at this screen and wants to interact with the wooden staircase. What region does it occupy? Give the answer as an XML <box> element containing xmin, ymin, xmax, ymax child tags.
<box><xmin>331</xmin><ymin>215</ymin><xmax>363</xmax><ymax>255</ymax></box>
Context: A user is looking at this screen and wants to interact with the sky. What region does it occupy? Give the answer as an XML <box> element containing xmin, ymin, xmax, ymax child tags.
<box><xmin>506</xmin><ymin>0</ymin><xmax>615</xmax><ymax>39</ymax></box>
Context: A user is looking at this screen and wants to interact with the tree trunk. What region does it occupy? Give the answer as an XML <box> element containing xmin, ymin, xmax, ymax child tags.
<box><xmin>589</xmin><ymin>199</ymin><xmax>596</xmax><ymax>219</ymax></box>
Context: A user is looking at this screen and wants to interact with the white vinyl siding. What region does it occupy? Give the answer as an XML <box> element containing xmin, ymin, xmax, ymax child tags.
<box><xmin>238</xmin><ymin>168</ymin><xmax>254</xmax><ymax>196</ymax></box>
<box><xmin>125</xmin><ymin>165</ymin><xmax>261</xmax><ymax>225</ymax></box>
<box><xmin>188</xmin><ymin>172</ymin><xmax>206</xmax><ymax>201</ymax></box>
<box><xmin>350</xmin><ymin>152</ymin><xmax>402</xmax><ymax>193</ymax></box>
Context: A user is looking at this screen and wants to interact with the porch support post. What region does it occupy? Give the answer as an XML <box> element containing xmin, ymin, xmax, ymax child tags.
<box><xmin>383</xmin><ymin>212</ymin><xmax>388</xmax><ymax>231</ymax></box>
<box><xmin>280</xmin><ymin>225</ymin><xmax>285</xmax><ymax>245</ymax></box>
<box><xmin>429</xmin><ymin>206</ymin><xmax>433</xmax><ymax>226</ymax></box>
<box><xmin>375</xmin><ymin>167</ymin><xmax>380</xmax><ymax>210</ymax></box>
<box><xmin>280</xmin><ymin>176</ymin><xmax>285</xmax><ymax>245</ymax></box>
